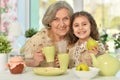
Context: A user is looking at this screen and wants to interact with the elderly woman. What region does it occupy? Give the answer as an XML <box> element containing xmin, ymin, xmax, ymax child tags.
<box><xmin>20</xmin><ymin>1</ymin><xmax>73</xmax><ymax>67</ymax></box>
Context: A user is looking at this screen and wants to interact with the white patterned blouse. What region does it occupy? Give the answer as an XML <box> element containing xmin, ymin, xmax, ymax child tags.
<box><xmin>68</xmin><ymin>40</ymin><xmax>105</xmax><ymax>68</ymax></box>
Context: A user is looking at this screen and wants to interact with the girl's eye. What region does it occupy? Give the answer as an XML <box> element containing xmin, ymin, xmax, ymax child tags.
<box><xmin>82</xmin><ymin>23</ymin><xmax>87</xmax><ymax>26</ymax></box>
<box><xmin>83</xmin><ymin>23</ymin><xmax>87</xmax><ymax>25</ymax></box>
<box><xmin>74</xmin><ymin>24</ymin><xmax>79</xmax><ymax>27</ymax></box>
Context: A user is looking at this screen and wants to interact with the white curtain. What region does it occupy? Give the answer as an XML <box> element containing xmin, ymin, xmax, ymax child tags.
<box><xmin>0</xmin><ymin>0</ymin><xmax>17</xmax><ymax>36</ymax></box>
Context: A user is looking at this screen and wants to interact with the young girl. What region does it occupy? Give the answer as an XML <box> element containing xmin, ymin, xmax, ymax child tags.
<box><xmin>67</xmin><ymin>11</ymin><xmax>105</xmax><ymax>68</ymax></box>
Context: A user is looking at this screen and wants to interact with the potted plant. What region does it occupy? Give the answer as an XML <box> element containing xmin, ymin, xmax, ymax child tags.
<box><xmin>25</xmin><ymin>28</ymin><xmax>38</xmax><ymax>38</ymax></box>
<box><xmin>113</xmin><ymin>33</ymin><xmax>120</xmax><ymax>52</ymax></box>
<box><xmin>0</xmin><ymin>36</ymin><xmax>12</xmax><ymax>71</ymax></box>
<box><xmin>100</xmin><ymin>33</ymin><xmax>108</xmax><ymax>44</ymax></box>
<box><xmin>113</xmin><ymin>33</ymin><xmax>120</xmax><ymax>50</ymax></box>
<box><xmin>100</xmin><ymin>30</ymin><xmax>108</xmax><ymax>50</ymax></box>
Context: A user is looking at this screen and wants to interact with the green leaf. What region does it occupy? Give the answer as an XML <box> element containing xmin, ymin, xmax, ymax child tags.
<box><xmin>25</xmin><ymin>28</ymin><xmax>38</xmax><ymax>38</ymax></box>
<box><xmin>0</xmin><ymin>36</ymin><xmax>12</xmax><ymax>53</ymax></box>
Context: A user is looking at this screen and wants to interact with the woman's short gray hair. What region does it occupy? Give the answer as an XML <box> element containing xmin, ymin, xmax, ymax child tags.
<box><xmin>42</xmin><ymin>1</ymin><xmax>73</xmax><ymax>29</ymax></box>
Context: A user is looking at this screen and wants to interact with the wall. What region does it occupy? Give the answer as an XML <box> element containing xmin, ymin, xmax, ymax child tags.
<box><xmin>18</xmin><ymin>0</ymin><xmax>26</xmax><ymax>33</ymax></box>
<box><xmin>30</xmin><ymin>0</ymin><xmax>39</xmax><ymax>29</ymax></box>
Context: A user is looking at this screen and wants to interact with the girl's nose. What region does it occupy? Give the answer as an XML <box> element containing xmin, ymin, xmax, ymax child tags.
<box><xmin>79</xmin><ymin>26</ymin><xmax>83</xmax><ymax>30</ymax></box>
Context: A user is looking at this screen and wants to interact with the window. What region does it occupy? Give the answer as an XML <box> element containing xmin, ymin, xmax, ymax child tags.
<box><xmin>84</xmin><ymin>0</ymin><xmax>120</xmax><ymax>52</ymax></box>
<box><xmin>84</xmin><ymin>0</ymin><xmax>120</xmax><ymax>32</ymax></box>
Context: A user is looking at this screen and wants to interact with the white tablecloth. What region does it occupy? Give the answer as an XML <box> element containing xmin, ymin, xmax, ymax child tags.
<box><xmin>0</xmin><ymin>67</ymin><xmax>120</xmax><ymax>80</ymax></box>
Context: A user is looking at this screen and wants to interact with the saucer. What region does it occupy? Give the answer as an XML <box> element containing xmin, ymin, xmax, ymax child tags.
<box><xmin>33</xmin><ymin>67</ymin><xmax>65</xmax><ymax>76</ymax></box>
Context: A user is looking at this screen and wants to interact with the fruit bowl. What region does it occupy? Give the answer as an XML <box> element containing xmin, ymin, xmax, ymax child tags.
<box><xmin>72</xmin><ymin>67</ymin><xmax>100</xmax><ymax>80</ymax></box>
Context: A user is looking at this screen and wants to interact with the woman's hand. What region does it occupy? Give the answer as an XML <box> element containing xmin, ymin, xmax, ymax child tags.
<box><xmin>33</xmin><ymin>50</ymin><xmax>45</xmax><ymax>66</ymax></box>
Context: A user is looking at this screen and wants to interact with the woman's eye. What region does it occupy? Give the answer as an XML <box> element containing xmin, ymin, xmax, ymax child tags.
<box><xmin>64</xmin><ymin>17</ymin><xmax>70</xmax><ymax>21</ymax></box>
<box><xmin>53</xmin><ymin>18</ymin><xmax>59</xmax><ymax>21</ymax></box>
<box><xmin>53</xmin><ymin>18</ymin><xmax>56</xmax><ymax>20</ymax></box>
<box><xmin>64</xmin><ymin>17</ymin><xmax>69</xmax><ymax>20</ymax></box>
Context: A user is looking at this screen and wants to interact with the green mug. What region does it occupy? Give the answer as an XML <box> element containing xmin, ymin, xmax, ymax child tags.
<box><xmin>42</xmin><ymin>46</ymin><xmax>55</xmax><ymax>62</ymax></box>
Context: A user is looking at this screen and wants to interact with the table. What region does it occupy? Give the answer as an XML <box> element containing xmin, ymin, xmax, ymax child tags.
<box><xmin>0</xmin><ymin>67</ymin><xmax>120</xmax><ymax>80</ymax></box>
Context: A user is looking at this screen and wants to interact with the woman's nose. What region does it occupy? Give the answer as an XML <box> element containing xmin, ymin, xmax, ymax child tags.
<box><xmin>59</xmin><ymin>20</ymin><xmax>65</xmax><ymax>27</ymax></box>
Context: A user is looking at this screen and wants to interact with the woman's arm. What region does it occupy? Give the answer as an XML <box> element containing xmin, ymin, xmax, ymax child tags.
<box><xmin>25</xmin><ymin>59</ymin><xmax>40</xmax><ymax>67</ymax></box>
<box><xmin>20</xmin><ymin>29</ymin><xmax>48</xmax><ymax>67</ymax></box>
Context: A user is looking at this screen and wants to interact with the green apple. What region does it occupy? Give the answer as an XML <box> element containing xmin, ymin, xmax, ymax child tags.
<box><xmin>87</xmin><ymin>38</ymin><xmax>98</xmax><ymax>50</ymax></box>
<box><xmin>76</xmin><ymin>64</ymin><xmax>89</xmax><ymax>71</ymax></box>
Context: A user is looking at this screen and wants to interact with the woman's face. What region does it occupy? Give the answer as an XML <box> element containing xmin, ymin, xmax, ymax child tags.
<box><xmin>49</xmin><ymin>8</ymin><xmax>70</xmax><ymax>38</ymax></box>
<box><xmin>72</xmin><ymin>16</ymin><xmax>91</xmax><ymax>41</ymax></box>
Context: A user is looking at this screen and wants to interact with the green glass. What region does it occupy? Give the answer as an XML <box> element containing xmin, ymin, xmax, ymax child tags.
<box><xmin>58</xmin><ymin>53</ymin><xmax>70</xmax><ymax>71</ymax></box>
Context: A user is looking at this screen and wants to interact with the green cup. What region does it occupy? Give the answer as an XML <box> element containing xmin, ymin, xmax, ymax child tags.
<box><xmin>58</xmin><ymin>53</ymin><xmax>70</xmax><ymax>71</ymax></box>
<box><xmin>42</xmin><ymin>46</ymin><xmax>55</xmax><ymax>62</ymax></box>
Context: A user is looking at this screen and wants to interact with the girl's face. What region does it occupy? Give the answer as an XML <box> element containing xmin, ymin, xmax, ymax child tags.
<box><xmin>49</xmin><ymin>8</ymin><xmax>70</xmax><ymax>39</ymax></box>
<box><xmin>73</xmin><ymin>16</ymin><xmax>91</xmax><ymax>41</ymax></box>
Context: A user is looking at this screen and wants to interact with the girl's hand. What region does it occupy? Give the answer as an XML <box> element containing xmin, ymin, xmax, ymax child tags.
<box><xmin>104</xmin><ymin>44</ymin><xmax>109</xmax><ymax>50</ymax></box>
<box><xmin>88</xmin><ymin>46</ymin><xmax>99</xmax><ymax>55</ymax></box>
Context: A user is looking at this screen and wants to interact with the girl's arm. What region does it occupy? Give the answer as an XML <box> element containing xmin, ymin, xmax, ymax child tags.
<box><xmin>88</xmin><ymin>42</ymin><xmax>105</xmax><ymax>56</ymax></box>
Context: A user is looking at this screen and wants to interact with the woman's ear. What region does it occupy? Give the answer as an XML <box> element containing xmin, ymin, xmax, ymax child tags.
<box><xmin>48</xmin><ymin>23</ymin><xmax>51</xmax><ymax>28</ymax></box>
